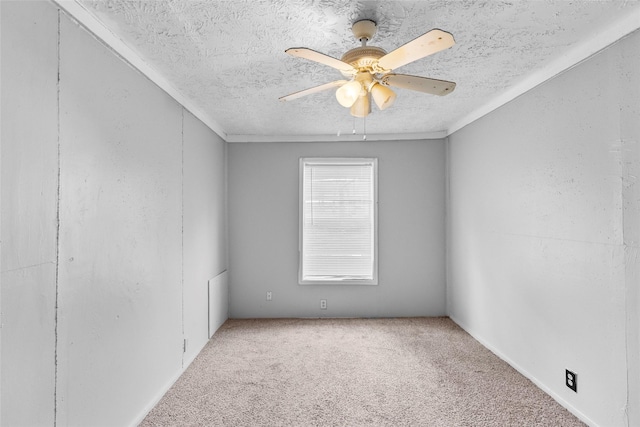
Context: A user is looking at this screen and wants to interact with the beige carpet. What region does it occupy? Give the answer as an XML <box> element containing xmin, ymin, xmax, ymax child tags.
<box><xmin>141</xmin><ymin>317</ymin><xmax>584</xmax><ymax>426</ymax></box>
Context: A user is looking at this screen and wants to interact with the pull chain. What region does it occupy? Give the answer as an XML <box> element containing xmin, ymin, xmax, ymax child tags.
<box><xmin>363</xmin><ymin>116</ymin><xmax>367</xmax><ymax>140</ymax></box>
<box><xmin>350</xmin><ymin>117</ymin><xmax>367</xmax><ymax>140</ymax></box>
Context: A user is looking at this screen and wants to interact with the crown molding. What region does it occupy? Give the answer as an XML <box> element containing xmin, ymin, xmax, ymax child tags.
<box><xmin>52</xmin><ymin>0</ymin><xmax>228</xmax><ymax>141</ymax></box>
<box><xmin>447</xmin><ymin>6</ymin><xmax>640</xmax><ymax>136</ymax></box>
<box><xmin>225</xmin><ymin>131</ymin><xmax>447</xmax><ymax>143</ymax></box>
<box><xmin>52</xmin><ymin>0</ymin><xmax>640</xmax><ymax>144</ymax></box>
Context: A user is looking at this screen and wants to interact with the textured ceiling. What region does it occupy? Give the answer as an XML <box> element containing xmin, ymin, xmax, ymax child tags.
<box><xmin>74</xmin><ymin>0</ymin><xmax>640</xmax><ymax>140</ymax></box>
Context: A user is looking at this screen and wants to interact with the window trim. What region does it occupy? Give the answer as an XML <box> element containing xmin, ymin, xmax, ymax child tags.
<box><xmin>298</xmin><ymin>157</ymin><xmax>378</xmax><ymax>286</ymax></box>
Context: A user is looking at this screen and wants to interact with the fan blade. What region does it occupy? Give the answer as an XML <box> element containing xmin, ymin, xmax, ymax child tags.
<box><xmin>285</xmin><ymin>48</ymin><xmax>356</xmax><ymax>74</ymax></box>
<box><xmin>382</xmin><ymin>74</ymin><xmax>456</xmax><ymax>96</ymax></box>
<box><xmin>279</xmin><ymin>80</ymin><xmax>348</xmax><ymax>102</ymax></box>
<box><xmin>377</xmin><ymin>29</ymin><xmax>455</xmax><ymax>71</ymax></box>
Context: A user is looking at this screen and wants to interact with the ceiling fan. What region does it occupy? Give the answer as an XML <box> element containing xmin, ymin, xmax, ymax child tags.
<box><xmin>279</xmin><ymin>19</ymin><xmax>456</xmax><ymax>118</ymax></box>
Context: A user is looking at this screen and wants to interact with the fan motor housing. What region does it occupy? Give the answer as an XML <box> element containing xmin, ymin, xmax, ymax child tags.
<box><xmin>340</xmin><ymin>46</ymin><xmax>387</xmax><ymax>76</ymax></box>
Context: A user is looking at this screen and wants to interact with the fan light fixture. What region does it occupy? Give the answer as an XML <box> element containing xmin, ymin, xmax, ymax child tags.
<box><xmin>280</xmin><ymin>19</ymin><xmax>456</xmax><ymax>119</ymax></box>
<box><xmin>371</xmin><ymin>83</ymin><xmax>396</xmax><ymax>110</ymax></box>
<box><xmin>350</xmin><ymin>94</ymin><xmax>371</xmax><ymax>118</ymax></box>
<box><xmin>335</xmin><ymin>80</ymin><xmax>362</xmax><ymax>107</ymax></box>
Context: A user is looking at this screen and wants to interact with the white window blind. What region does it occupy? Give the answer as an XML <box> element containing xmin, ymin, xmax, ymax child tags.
<box><xmin>299</xmin><ymin>158</ymin><xmax>378</xmax><ymax>285</ymax></box>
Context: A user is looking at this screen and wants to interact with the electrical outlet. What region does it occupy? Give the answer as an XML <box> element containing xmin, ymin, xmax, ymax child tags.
<box><xmin>566</xmin><ymin>369</ymin><xmax>577</xmax><ymax>392</ymax></box>
<box><xmin>320</xmin><ymin>299</ymin><xmax>327</xmax><ymax>310</ymax></box>
<box><xmin>266</xmin><ymin>291</ymin><xmax>272</xmax><ymax>301</ymax></box>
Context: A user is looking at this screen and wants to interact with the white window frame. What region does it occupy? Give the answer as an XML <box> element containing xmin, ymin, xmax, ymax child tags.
<box><xmin>299</xmin><ymin>157</ymin><xmax>378</xmax><ymax>285</ymax></box>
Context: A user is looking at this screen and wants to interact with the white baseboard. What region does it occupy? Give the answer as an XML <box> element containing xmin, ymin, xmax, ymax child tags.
<box><xmin>129</xmin><ymin>366</ymin><xmax>185</xmax><ymax>427</ymax></box>
<box><xmin>129</xmin><ymin>321</ymin><xmax>227</xmax><ymax>427</ymax></box>
<box><xmin>448</xmin><ymin>315</ymin><xmax>598</xmax><ymax>427</ymax></box>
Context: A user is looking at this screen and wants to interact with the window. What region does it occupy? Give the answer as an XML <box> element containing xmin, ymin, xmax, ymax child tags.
<box><xmin>299</xmin><ymin>158</ymin><xmax>378</xmax><ymax>285</ymax></box>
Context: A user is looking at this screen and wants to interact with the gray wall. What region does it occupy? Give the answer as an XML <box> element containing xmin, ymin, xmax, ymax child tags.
<box><xmin>183</xmin><ymin>111</ymin><xmax>228</xmax><ymax>365</ymax></box>
<box><xmin>0</xmin><ymin>2</ymin><xmax>227</xmax><ymax>425</ymax></box>
<box><xmin>447</xmin><ymin>30</ymin><xmax>640</xmax><ymax>427</ymax></box>
<box><xmin>1</xmin><ymin>2</ymin><xmax>58</xmax><ymax>424</ymax></box>
<box><xmin>228</xmin><ymin>140</ymin><xmax>446</xmax><ymax>318</ymax></box>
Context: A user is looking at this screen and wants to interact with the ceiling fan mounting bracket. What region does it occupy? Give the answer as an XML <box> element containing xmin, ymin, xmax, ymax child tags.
<box><xmin>352</xmin><ymin>19</ymin><xmax>377</xmax><ymax>42</ymax></box>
